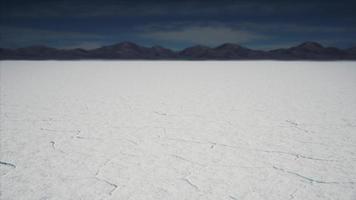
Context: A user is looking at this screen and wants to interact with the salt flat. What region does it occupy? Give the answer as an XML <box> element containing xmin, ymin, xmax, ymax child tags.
<box><xmin>1</xmin><ymin>61</ymin><xmax>356</xmax><ymax>200</ymax></box>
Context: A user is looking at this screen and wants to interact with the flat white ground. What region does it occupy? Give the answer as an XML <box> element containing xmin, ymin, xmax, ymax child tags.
<box><xmin>1</xmin><ymin>61</ymin><xmax>356</xmax><ymax>200</ymax></box>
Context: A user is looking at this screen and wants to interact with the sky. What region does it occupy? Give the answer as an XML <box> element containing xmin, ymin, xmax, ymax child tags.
<box><xmin>0</xmin><ymin>0</ymin><xmax>356</xmax><ymax>50</ymax></box>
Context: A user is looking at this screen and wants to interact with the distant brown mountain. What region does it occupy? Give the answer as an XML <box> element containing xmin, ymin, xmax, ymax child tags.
<box><xmin>1</xmin><ymin>41</ymin><xmax>355</xmax><ymax>60</ymax></box>
<box><xmin>268</xmin><ymin>42</ymin><xmax>352</xmax><ymax>60</ymax></box>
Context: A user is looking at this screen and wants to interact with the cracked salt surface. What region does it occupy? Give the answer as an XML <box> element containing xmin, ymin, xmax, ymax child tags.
<box><xmin>1</xmin><ymin>61</ymin><xmax>356</xmax><ymax>200</ymax></box>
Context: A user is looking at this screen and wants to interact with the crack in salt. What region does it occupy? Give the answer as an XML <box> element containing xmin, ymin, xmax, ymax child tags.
<box><xmin>229</xmin><ymin>195</ymin><xmax>238</xmax><ymax>200</ymax></box>
<box><xmin>285</xmin><ymin>120</ymin><xmax>312</xmax><ymax>133</ymax></box>
<box><xmin>166</xmin><ymin>137</ymin><xmax>335</xmax><ymax>162</ymax></box>
<box><xmin>170</xmin><ymin>154</ymin><xmax>205</xmax><ymax>167</ymax></box>
<box><xmin>273</xmin><ymin>166</ymin><xmax>355</xmax><ymax>185</ymax></box>
<box><xmin>259</xmin><ymin>150</ymin><xmax>337</xmax><ymax>162</ymax></box>
<box><xmin>181</xmin><ymin>178</ymin><xmax>199</xmax><ymax>191</ymax></box>
<box><xmin>41</xmin><ymin>128</ymin><xmax>81</xmax><ymax>134</ymax></box>
<box><xmin>50</xmin><ymin>141</ymin><xmax>56</xmax><ymax>150</ymax></box>
<box><xmin>94</xmin><ymin>159</ymin><xmax>118</xmax><ymax>196</ymax></box>
<box><xmin>289</xmin><ymin>189</ymin><xmax>298</xmax><ymax>200</ymax></box>
<box><xmin>153</xmin><ymin>111</ymin><xmax>168</xmax><ymax>116</ymax></box>
<box><xmin>49</xmin><ymin>141</ymin><xmax>65</xmax><ymax>154</ymax></box>
<box><xmin>0</xmin><ymin>161</ymin><xmax>16</xmax><ymax>168</ymax></box>
<box><xmin>94</xmin><ymin>177</ymin><xmax>118</xmax><ymax>195</ymax></box>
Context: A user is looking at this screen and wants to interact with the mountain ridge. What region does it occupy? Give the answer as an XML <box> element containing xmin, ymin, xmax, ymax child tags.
<box><xmin>1</xmin><ymin>41</ymin><xmax>355</xmax><ymax>60</ymax></box>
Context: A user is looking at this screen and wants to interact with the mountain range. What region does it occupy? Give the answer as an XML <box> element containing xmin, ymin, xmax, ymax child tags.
<box><xmin>1</xmin><ymin>42</ymin><xmax>355</xmax><ymax>60</ymax></box>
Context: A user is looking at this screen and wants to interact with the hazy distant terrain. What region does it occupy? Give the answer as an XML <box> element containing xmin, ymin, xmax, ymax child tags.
<box><xmin>1</xmin><ymin>61</ymin><xmax>356</xmax><ymax>200</ymax></box>
<box><xmin>1</xmin><ymin>42</ymin><xmax>356</xmax><ymax>60</ymax></box>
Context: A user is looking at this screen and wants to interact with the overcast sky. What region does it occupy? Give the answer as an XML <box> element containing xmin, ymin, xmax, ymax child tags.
<box><xmin>1</xmin><ymin>0</ymin><xmax>355</xmax><ymax>49</ymax></box>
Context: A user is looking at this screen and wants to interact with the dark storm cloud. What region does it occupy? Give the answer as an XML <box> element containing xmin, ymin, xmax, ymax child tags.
<box><xmin>0</xmin><ymin>25</ymin><xmax>108</xmax><ymax>48</ymax></box>
<box><xmin>0</xmin><ymin>0</ymin><xmax>355</xmax><ymax>49</ymax></box>
<box><xmin>2</xmin><ymin>0</ymin><xmax>356</xmax><ymax>19</ymax></box>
